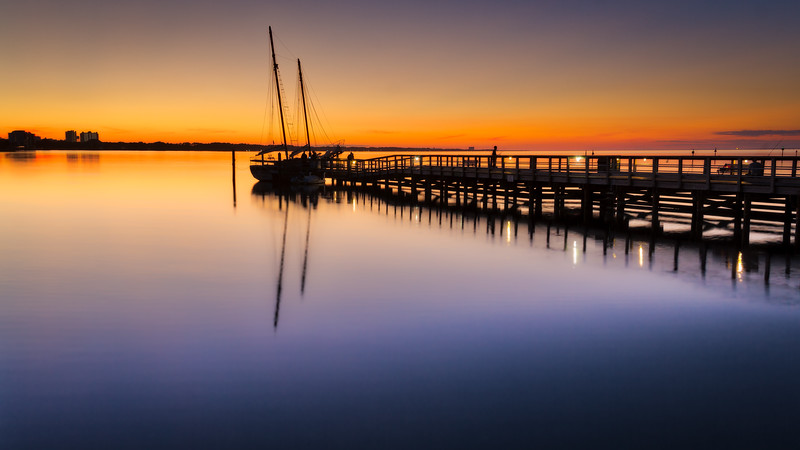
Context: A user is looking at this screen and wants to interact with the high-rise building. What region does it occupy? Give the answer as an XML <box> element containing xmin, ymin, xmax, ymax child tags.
<box><xmin>8</xmin><ymin>130</ymin><xmax>40</xmax><ymax>149</ymax></box>
<box><xmin>65</xmin><ymin>130</ymin><xmax>78</xmax><ymax>143</ymax></box>
<box><xmin>80</xmin><ymin>131</ymin><xmax>99</xmax><ymax>142</ymax></box>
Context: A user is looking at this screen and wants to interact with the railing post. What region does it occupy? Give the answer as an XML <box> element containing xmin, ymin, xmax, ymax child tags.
<box><xmin>652</xmin><ymin>157</ymin><xmax>659</xmax><ymax>187</ymax></box>
<box><xmin>737</xmin><ymin>157</ymin><xmax>743</xmax><ymax>192</ymax></box>
<box><xmin>627</xmin><ymin>158</ymin><xmax>633</xmax><ymax>185</ymax></box>
<box><xmin>771</xmin><ymin>158</ymin><xmax>777</xmax><ymax>192</ymax></box>
<box><xmin>585</xmin><ymin>157</ymin><xmax>589</xmax><ymax>182</ymax></box>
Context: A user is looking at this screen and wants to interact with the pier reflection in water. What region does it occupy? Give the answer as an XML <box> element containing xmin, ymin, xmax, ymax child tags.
<box><xmin>252</xmin><ymin>183</ymin><xmax>800</xmax><ymax>313</ymax></box>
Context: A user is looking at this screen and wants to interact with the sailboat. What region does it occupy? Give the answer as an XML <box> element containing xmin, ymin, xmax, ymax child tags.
<box><xmin>250</xmin><ymin>27</ymin><xmax>329</xmax><ymax>185</ymax></box>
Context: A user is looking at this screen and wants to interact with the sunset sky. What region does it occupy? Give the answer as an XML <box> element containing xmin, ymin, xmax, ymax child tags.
<box><xmin>3</xmin><ymin>0</ymin><xmax>799</xmax><ymax>150</ymax></box>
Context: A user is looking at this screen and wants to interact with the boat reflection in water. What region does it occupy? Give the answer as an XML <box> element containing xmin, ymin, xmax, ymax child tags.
<box><xmin>252</xmin><ymin>182</ymin><xmax>322</xmax><ymax>329</ymax></box>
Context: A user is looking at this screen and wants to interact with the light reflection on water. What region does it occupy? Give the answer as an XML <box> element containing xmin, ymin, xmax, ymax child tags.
<box><xmin>1</xmin><ymin>151</ymin><xmax>799</xmax><ymax>449</ymax></box>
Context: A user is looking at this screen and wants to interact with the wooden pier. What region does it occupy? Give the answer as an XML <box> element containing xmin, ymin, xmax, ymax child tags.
<box><xmin>321</xmin><ymin>154</ymin><xmax>800</xmax><ymax>247</ymax></box>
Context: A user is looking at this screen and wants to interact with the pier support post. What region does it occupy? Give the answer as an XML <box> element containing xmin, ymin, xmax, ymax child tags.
<box><xmin>650</xmin><ymin>189</ymin><xmax>660</xmax><ymax>233</ymax></box>
<box><xmin>554</xmin><ymin>186</ymin><xmax>563</xmax><ymax>220</ymax></box>
<box><xmin>424</xmin><ymin>180</ymin><xmax>432</xmax><ymax>203</ymax></box>
<box><xmin>733</xmin><ymin>194</ymin><xmax>743</xmax><ymax>244</ymax></box>
<box><xmin>598</xmin><ymin>189</ymin><xmax>607</xmax><ymax>222</ymax></box>
<box><xmin>526</xmin><ymin>182</ymin><xmax>534</xmax><ymax>217</ymax></box>
<box><xmin>691</xmin><ymin>192</ymin><xmax>705</xmax><ymax>240</ymax></box>
<box><xmin>512</xmin><ymin>183</ymin><xmax>519</xmax><ymax>210</ymax></box>
<box><xmin>615</xmin><ymin>189</ymin><xmax>626</xmax><ymax>227</ymax></box>
<box><xmin>491</xmin><ymin>182</ymin><xmax>498</xmax><ymax>211</ymax></box>
<box><xmin>795</xmin><ymin>196</ymin><xmax>800</xmax><ymax>249</ymax></box>
<box><xmin>582</xmin><ymin>188</ymin><xmax>592</xmax><ymax>224</ymax></box>
<box><xmin>784</xmin><ymin>196</ymin><xmax>793</xmax><ymax>247</ymax></box>
<box><xmin>741</xmin><ymin>194</ymin><xmax>751</xmax><ymax>248</ymax></box>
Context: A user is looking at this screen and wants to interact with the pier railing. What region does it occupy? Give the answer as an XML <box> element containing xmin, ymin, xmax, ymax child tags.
<box><xmin>323</xmin><ymin>154</ymin><xmax>800</xmax><ymax>195</ymax></box>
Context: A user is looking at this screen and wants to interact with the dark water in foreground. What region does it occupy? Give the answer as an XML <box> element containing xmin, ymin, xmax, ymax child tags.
<box><xmin>1</xmin><ymin>151</ymin><xmax>799</xmax><ymax>449</ymax></box>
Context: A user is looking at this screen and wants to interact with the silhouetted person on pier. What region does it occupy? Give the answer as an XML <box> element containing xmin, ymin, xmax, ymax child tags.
<box><xmin>490</xmin><ymin>146</ymin><xmax>498</xmax><ymax>168</ymax></box>
<box><xmin>748</xmin><ymin>160</ymin><xmax>763</xmax><ymax>176</ymax></box>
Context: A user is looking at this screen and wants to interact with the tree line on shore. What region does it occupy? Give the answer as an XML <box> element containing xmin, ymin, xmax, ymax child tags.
<box><xmin>0</xmin><ymin>137</ymin><xmax>468</xmax><ymax>153</ymax></box>
<box><xmin>0</xmin><ymin>138</ymin><xmax>258</xmax><ymax>151</ymax></box>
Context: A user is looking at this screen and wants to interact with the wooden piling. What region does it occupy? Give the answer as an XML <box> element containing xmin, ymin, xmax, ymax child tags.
<box><xmin>741</xmin><ymin>194</ymin><xmax>751</xmax><ymax>247</ymax></box>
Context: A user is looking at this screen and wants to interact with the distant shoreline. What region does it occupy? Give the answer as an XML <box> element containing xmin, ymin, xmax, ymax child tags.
<box><xmin>2</xmin><ymin>142</ymin><xmax>797</xmax><ymax>156</ymax></box>
<box><xmin>0</xmin><ymin>143</ymin><xmax>477</xmax><ymax>153</ymax></box>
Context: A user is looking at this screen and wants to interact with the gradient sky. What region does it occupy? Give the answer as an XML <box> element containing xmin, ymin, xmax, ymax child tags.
<box><xmin>3</xmin><ymin>0</ymin><xmax>799</xmax><ymax>150</ymax></box>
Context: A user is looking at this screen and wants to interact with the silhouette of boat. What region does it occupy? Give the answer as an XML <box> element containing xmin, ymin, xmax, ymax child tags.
<box><xmin>250</xmin><ymin>27</ymin><xmax>340</xmax><ymax>185</ymax></box>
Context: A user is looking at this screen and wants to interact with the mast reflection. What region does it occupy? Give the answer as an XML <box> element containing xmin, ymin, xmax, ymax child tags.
<box><xmin>252</xmin><ymin>182</ymin><xmax>322</xmax><ymax>329</ymax></box>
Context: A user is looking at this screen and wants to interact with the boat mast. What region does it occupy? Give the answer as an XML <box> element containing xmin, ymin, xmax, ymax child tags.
<box><xmin>298</xmin><ymin>59</ymin><xmax>311</xmax><ymax>149</ymax></box>
<box><xmin>269</xmin><ymin>26</ymin><xmax>289</xmax><ymax>160</ymax></box>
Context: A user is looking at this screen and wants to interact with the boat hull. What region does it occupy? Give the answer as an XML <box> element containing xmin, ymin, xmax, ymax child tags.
<box><xmin>250</xmin><ymin>159</ymin><xmax>325</xmax><ymax>185</ymax></box>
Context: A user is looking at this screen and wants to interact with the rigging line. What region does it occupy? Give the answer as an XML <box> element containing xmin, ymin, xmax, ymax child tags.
<box><xmin>294</xmin><ymin>65</ymin><xmax>337</xmax><ymax>146</ymax></box>
<box><xmin>296</xmin><ymin>75</ymin><xmax>311</xmax><ymax>147</ymax></box>
<box><xmin>272</xmin><ymin>32</ymin><xmax>299</xmax><ymax>63</ymax></box>
<box><xmin>304</xmin><ymin>81</ymin><xmax>337</xmax><ymax>145</ymax></box>
<box><xmin>263</xmin><ymin>71</ymin><xmax>277</xmax><ymax>146</ymax></box>
<box><xmin>307</xmin><ymin>99</ymin><xmax>336</xmax><ymax>146</ymax></box>
<box><xmin>258</xmin><ymin>85</ymin><xmax>269</xmax><ymax>146</ymax></box>
<box><xmin>262</xmin><ymin>45</ymin><xmax>283</xmax><ymax>147</ymax></box>
<box><xmin>298</xmin><ymin>60</ymin><xmax>312</xmax><ymax>148</ymax></box>
<box><xmin>293</xmin><ymin>75</ymin><xmax>305</xmax><ymax>147</ymax></box>
<box><xmin>259</xmin><ymin>40</ymin><xmax>276</xmax><ymax>147</ymax></box>
<box><xmin>275</xmin><ymin>69</ymin><xmax>297</xmax><ymax>147</ymax></box>
<box><xmin>269</xmin><ymin>80</ymin><xmax>276</xmax><ymax>144</ymax></box>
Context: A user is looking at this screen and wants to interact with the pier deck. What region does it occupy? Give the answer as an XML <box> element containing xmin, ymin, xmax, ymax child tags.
<box><xmin>318</xmin><ymin>154</ymin><xmax>800</xmax><ymax>246</ymax></box>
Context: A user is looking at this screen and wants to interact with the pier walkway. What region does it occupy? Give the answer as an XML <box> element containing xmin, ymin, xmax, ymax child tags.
<box><xmin>322</xmin><ymin>154</ymin><xmax>800</xmax><ymax>247</ymax></box>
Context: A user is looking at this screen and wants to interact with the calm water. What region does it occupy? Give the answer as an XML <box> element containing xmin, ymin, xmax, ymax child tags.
<box><xmin>2</xmin><ymin>151</ymin><xmax>799</xmax><ymax>449</ymax></box>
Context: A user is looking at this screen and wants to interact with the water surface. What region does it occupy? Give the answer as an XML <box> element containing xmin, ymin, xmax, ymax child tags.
<box><xmin>1</xmin><ymin>151</ymin><xmax>799</xmax><ymax>449</ymax></box>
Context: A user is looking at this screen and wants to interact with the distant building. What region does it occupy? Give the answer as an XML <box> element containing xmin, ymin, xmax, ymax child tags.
<box><xmin>65</xmin><ymin>130</ymin><xmax>78</xmax><ymax>143</ymax></box>
<box><xmin>8</xmin><ymin>130</ymin><xmax>40</xmax><ymax>149</ymax></box>
<box><xmin>80</xmin><ymin>131</ymin><xmax>99</xmax><ymax>142</ymax></box>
